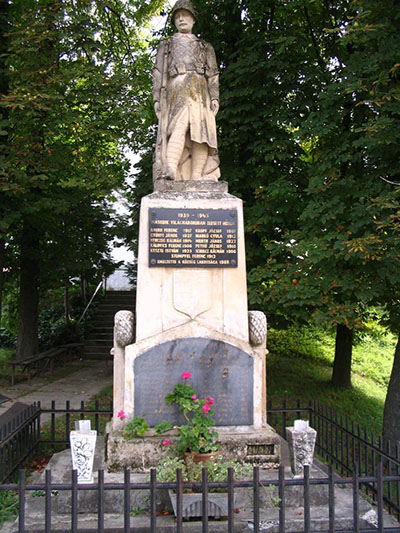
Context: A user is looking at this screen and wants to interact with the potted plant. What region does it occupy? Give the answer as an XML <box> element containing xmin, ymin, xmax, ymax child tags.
<box><xmin>123</xmin><ymin>371</ymin><xmax>220</xmax><ymax>461</ymax></box>
<box><xmin>162</xmin><ymin>371</ymin><xmax>220</xmax><ymax>461</ymax></box>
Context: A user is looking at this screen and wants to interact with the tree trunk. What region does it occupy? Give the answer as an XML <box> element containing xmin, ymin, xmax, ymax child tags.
<box><xmin>383</xmin><ymin>334</ymin><xmax>400</xmax><ymax>444</ymax></box>
<box><xmin>0</xmin><ymin>238</ymin><xmax>5</xmax><ymax>327</ymax></box>
<box><xmin>331</xmin><ymin>323</ymin><xmax>353</xmax><ymax>388</ymax></box>
<box><xmin>16</xmin><ymin>220</ymin><xmax>40</xmax><ymax>361</ymax></box>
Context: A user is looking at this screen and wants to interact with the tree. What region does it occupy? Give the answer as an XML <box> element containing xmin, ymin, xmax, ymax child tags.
<box><xmin>245</xmin><ymin>0</ymin><xmax>400</xmax><ymax>388</ymax></box>
<box><xmin>0</xmin><ymin>0</ymin><xmax>164</xmax><ymax>358</ymax></box>
<box><xmin>128</xmin><ymin>0</ymin><xmax>400</xmax><ymax>392</ymax></box>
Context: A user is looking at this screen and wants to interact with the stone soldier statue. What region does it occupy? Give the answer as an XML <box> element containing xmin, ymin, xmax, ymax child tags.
<box><xmin>153</xmin><ymin>0</ymin><xmax>220</xmax><ymax>183</ymax></box>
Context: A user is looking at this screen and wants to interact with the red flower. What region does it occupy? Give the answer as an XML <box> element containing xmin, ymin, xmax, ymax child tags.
<box><xmin>202</xmin><ymin>403</ymin><xmax>211</xmax><ymax>414</ymax></box>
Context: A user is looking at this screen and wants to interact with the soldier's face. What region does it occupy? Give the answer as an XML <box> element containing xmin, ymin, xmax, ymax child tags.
<box><xmin>174</xmin><ymin>9</ymin><xmax>195</xmax><ymax>33</ymax></box>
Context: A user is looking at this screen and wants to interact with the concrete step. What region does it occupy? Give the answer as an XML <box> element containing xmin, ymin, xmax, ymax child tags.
<box><xmin>85</xmin><ymin>339</ymin><xmax>113</xmax><ymax>347</ymax></box>
<box><xmin>82</xmin><ymin>291</ymin><xmax>135</xmax><ymax>360</ymax></box>
<box><xmin>85</xmin><ymin>331</ymin><xmax>114</xmax><ymax>338</ymax></box>
<box><xmin>84</xmin><ymin>346</ymin><xmax>112</xmax><ymax>357</ymax></box>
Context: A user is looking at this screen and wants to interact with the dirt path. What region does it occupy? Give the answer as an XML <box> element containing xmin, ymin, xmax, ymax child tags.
<box><xmin>0</xmin><ymin>360</ymin><xmax>112</xmax><ymax>420</ymax></box>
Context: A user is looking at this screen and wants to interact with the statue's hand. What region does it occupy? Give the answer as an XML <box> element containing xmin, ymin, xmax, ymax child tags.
<box><xmin>154</xmin><ymin>101</ymin><xmax>161</xmax><ymax>119</ymax></box>
<box><xmin>211</xmin><ymin>99</ymin><xmax>219</xmax><ymax>115</ymax></box>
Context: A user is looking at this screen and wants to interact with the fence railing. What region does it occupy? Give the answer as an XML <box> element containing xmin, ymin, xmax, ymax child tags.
<box><xmin>1</xmin><ymin>464</ymin><xmax>399</xmax><ymax>532</ymax></box>
<box><xmin>1</xmin><ymin>399</ymin><xmax>400</xmax><ymax>530</ymax></box>
<box><xmin>268</xmin><ymin>399</ymin><xmax>400</xmax><ymax>520</ymax></box>
<box><xmin>0</xmin><ymin>402</ymin><xmax>41</xmax><ymax>483</ymax></box>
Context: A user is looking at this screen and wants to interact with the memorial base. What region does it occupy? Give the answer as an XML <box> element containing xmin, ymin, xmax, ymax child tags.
<box><xmin>105</xmin><ymin>424</ymin><xmax>281</xmax><ymax>471</ymax></box>
<box><xmin>113</xmin><ymin>322</ymin><xmax>267</xmax><ymax>431</ymax></box>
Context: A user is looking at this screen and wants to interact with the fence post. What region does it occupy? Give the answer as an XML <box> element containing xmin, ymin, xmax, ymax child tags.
<box><xmin>328</xmin><ymin>464</ymin><xmax>335</xmax><ymax>533</ymax></box>
<box><xmin>253</xmin><ymin>466</ymin><xmax>260</xmax><ymax>533</ymax></box>
<box><xmin>304</xmin><ymin>465</ymin><xmax>310</xmax><ymax>533</ymax></box>
<box><xmin>278</xmin><ymin>465</ymin><xmax>285</xmax><ymax>533</ymax></box>
<box><xmin>71</xmin><ymin>469</ymin><xmax>78</xmax><ymax>532</ymax></box>
<box><xmin>352</xmin><ymin>463</ymin><xmax>359</xmax><ymax>533</ymax></box>
<box><xmin>150</xmin><ymin>468</ymin><xmax>157</xmax><ymax>533</ymax></box>
<box><xmin>228</xmin><ymin>467</ymin><xmax>234</xmax><ymax>533</ymax></box>
<box><xmin>124</xmin><ymin>469</ymin><xmax>131</xmax><ymax>533</ymax></box>
<box><xmin>45</xmin><ymin>469</ymin><xmax>52</xmax><ymax>533</ymax></box>
<box><xmin>176</xmin><ymin>468</ymin><xmax>183</xmax><ymax>533</ymax></box>
<box><xmin>202</xmin><ymin>467</ymin><xmax>209</xmax><ymax>533</ymax></box>
<box><xmin>18</xmin><ymin>470</ymin><xmax>26</xmax><ymax>533</ymax></box>
<box><xmin>98</xmin><ymin>469</ymin><xmax>105</xmax><ymax>533</ymax></box>
<box><xmin>377</xmin><ymin>461</ymin><xmax>384</xmax><ymax>533</ymax></box>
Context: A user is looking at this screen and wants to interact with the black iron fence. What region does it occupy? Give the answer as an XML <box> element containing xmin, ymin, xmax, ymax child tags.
<box><xmin>0</xmin><ymin>464</ymin><xmax>399</xmax><ymax>532</ymax></box>
<box><xmin>1</xmin><ymin>399</ymin><xmax>400</xmax><ymax>531</ymax></box>
<box><xmin>267</xmin><ymin>400</ymin><xmax>400</xmax><ymax>519</ymax></box>
<box><xmin>0</xmin><ymin>402</ymin><xmax>41</xmax><ymax>483</ymax></box>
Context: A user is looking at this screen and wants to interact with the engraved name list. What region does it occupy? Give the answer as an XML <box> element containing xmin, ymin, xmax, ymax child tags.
<box><xmin>149</xmin><ymin>208</ymin><xmax>238</xmax><ymax>268</ymax></box>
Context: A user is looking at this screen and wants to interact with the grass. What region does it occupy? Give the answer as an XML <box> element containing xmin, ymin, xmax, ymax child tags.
<box><xmin>267</xmin><ymin>325</ymin><xmax>395</xmax><ymax>436</ymax></box>
<box><xmin>38</xmin><ymin>384</ymin><xmax>113</xmax><ymax>452</ymax></box>
<box><xmin>0</xmin><ymin>348</ymin><xmax>14</xmax><ymax>387</ymax></box>
<box><xmin>0</xmin><ymin>348</ymin><xmax>93</xmax><ymax>390</ymax></box>
<box><xmin>0</xmin><ymin>490</ymin><xmax>18</xmax><ymax>528</ymax></box>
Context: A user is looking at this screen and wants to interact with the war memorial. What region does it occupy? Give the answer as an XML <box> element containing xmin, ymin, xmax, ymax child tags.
<box><xmin>107</xmin><ymin>0</ymin><xmax>281</xmax><ymax>469</ymax></box>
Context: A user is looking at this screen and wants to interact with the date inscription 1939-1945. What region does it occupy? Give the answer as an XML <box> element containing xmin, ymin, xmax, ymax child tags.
<box><xmin>148</xmin><ymin>208</ymin><xmax>238</xmax><ymax>268</ymax></box>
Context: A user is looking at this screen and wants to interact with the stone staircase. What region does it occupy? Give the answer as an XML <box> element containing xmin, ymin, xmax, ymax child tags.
<box><xmin>84</xmin><ymin>291</ymin><xmax>135</xmax><ymax>360</ymax></box>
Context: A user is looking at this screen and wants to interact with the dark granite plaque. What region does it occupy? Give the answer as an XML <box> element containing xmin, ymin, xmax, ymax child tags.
<box><xmin>148</xmin><ymin>208</ymin><xmax>238</xmax><ymax>268</ymax></box>
<box><xmin>134</xmin><ymin>338</ymin><xmax>253</xmax><ymax>426</ymax></box>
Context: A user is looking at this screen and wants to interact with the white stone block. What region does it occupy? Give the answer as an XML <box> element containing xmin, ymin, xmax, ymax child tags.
<box><xmin>69</xmin><ymin>430</ymin><xmax>97</xmax><ymax>483</ymax></box>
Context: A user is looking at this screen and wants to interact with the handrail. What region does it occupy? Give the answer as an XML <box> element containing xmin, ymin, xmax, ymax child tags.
<box><xmin>77</xmin><ymin>280</ymin><xmax>103</xmax><ymax>324</ymax></box>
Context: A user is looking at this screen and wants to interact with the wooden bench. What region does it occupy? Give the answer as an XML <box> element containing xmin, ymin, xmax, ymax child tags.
<box><xmin>10</xmin><ymin>343</ymin><xmax>84</xmax><ymax>386</ymax></box>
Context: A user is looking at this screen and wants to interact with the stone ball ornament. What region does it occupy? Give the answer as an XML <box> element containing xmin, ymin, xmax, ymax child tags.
<box><xmin>248</xmin><ymin>311</ymin><xmax>267</xmax><ymax>346</ymax></box>
<box><xmin>114</xmin><ymin>310</ymin><xmax>135</xmax><ymax>348</ymax></box>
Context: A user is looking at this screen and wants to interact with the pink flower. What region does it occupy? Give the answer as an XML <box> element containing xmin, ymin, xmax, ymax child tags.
<box><xmin>191</xmin><ymin>394</ymin><xmax>197</xmax><ymax>400</ymax></box>
<box><xmin>117</xmin><ymin>410</ymin><xmax>125</xmax><ymax>420</ymax></box>
<box><xmin>162</xmin><ymin>439</ymin><xmax>171</xmax><ymax>447</ymax></box>
<box><xmin>181</xmin><ymin>371</ymin><xmax>192</xmax><ymax>380</ymax></box>
<box><xmin>205</xmin><ymin>396</ymin><xmax>214</xmax><ymax>406</ymax></box>
<box><xmin>202</xmin><ymin>403</ymin><xmax>211</xmax><ymax>414</ymax></box>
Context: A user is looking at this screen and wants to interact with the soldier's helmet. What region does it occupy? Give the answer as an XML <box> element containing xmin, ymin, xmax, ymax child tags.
<box><xmin>171</xmin><ymin>0</ymin><xmax>197</xmax><ymax>22</ymax></box>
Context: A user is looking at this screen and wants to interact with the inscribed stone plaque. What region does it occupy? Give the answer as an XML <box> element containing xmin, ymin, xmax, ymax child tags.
<box><xmin>134</xmin><ymin>338</ymin><xmax>253</xmax><ymax>426</ymax></box>
<box><xmin>148</xmin><ymin>208</ymin><xmax>238</xmax><ymax>268</ymax></box>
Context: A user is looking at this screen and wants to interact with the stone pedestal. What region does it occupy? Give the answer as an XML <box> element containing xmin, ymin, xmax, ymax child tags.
<box><xmin>69</xmin><ymin>430</ymin><xmax>97</xmax><ymax>483</ymax></box>
<box><xmin>136</xmin><ymin>189</ymin><xmax>248</xmax><ymax>343</ymax></box>
<box><xmin>286</xmin><ymin>423</ymin><xmax>317</xmax><ymax>476</ymax></box>
<box><xmin>109</xmin><ymin>180</ymin><xmax>278</xmax><ymax>468</ymax></box>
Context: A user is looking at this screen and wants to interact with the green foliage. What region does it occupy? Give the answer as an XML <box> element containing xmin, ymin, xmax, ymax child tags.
<box><xmin>39</xmin><ymin>382</ymin><xmax>113</xmax><ymax>456</ymax></box>
<box><xmin>0</xmin><ymin>490</ymin><xmax>18</xmax><ymax>528</ymax></box>
<box><xmin>165</xmin><ymin>374</ymin><xmax>219</xmax><ymax>455</ymax></box>
<box><xmin>267</xmin><ymin>324</ymin><xmax>394</xmax><ymax>435</ymax></box>
<box><xmin>154</xmin><ymin>420</ymin><xmax>173</xmax><ymax>434</ymax></box>
<box><xmin>269</xmin><ymin>323</ymin><xmax>396</xmax><ymax>389</ymax></box>
<box><xmin>155</xmin><ymin>455</ymin><xmax>253</xmax><ymax>485</ymax></box>
<box><xmin>153</xmin><ymin>456</ymin><xmax>185</xmax><ymax>482</ymax></box>
<box><xmin>0</xmin><ymin>347</ymin><xmax>14</xmax><ymax>385</ymax></box>
<box><xmin>0</xmin><ymin>328</ymin><xmax>16</xmax><ymax>348</ymax></box>
<box><xmin>0</xmin><ymin>0</ymin><xmax>166</xmax><ymax>359</ymax></box>
<box><xmin>268</xmin><ymin>327</ymin><xmax>333</xmax><ymax>365</ymax></box>
<box><xmin>124</xmin><ymin>417</ymin><xmax>150</xmax><ymax>439</ymax></box>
